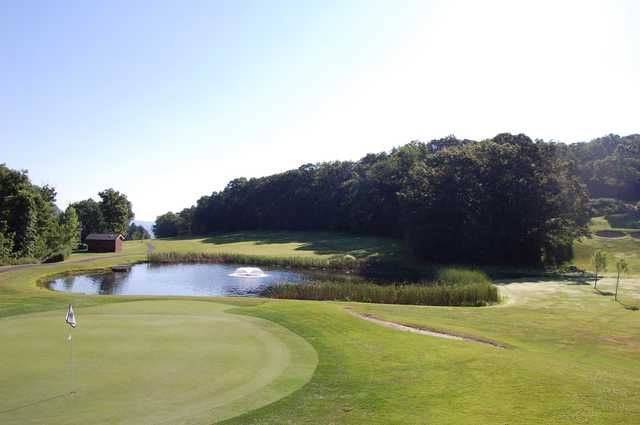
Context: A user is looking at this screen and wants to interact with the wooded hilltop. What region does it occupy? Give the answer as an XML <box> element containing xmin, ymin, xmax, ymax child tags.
<box><xmin>155</xmin><ymin>133</ymin><xmax>639</xmax><ymax>265</ymax></box>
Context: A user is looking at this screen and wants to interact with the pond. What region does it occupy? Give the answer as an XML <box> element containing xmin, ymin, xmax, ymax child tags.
<box><xmin>47</xmin><ymin>263</ymin><xmax>309</xmax><ymax>297</ymax></box>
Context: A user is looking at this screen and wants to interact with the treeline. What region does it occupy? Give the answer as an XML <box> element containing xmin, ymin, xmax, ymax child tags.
<box><xmin>125</xmin><ymin>223</ymin><xmax>150</xmax><ymax>240</ymax></box>
<box><xmin>156</xmin><ymin>133</ymin><xmax>601</xmax><ymax>265</ymax></box>
<box><xmin>0</xmin><ymin>162</ymin><xmax>137</xmax><ymax>264</ymax></box>
<box><xmin>557</xmin><ymin>134</ymin><xmax>640</xmax><ymax>201</ymax></box>
<box><xmin>70</xmin><ymin>189</ymin><xmax>134</xmax><ymax>242</ymax></box>
<box><xmin>0</xmin><ymin>164</ymin><xmax>80</xmax><ymax>264</ymax></box>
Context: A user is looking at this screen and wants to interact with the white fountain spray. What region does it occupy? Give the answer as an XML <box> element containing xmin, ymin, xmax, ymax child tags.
<box><xmin>229</xmin><ymin>267</ymin><xmax>268</xmax><ymax>278</ymax></box>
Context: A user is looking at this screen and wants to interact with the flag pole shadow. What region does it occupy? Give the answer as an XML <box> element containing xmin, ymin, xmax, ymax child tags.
<box><xmin>0</xmin><ymin>393</ymin><xmax>70</xmax><ymax>416</ymax></box>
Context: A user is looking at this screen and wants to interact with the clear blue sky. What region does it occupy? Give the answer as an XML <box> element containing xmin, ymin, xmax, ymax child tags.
<box><xmin>2</xmin><ymin>0</ymin><xmax>639</xmax><ymax>220</ymax></box>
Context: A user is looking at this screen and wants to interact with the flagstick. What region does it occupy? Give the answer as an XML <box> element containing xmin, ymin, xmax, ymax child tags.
<box><xmin>69</xmin><ymin>329</ymin><xmax>75</xmax><ymax>394</ymax></box>
<box><xmin>65</xmin><ymin>304</ymin><xmax>77</xmax><ymax>395</ymax></box>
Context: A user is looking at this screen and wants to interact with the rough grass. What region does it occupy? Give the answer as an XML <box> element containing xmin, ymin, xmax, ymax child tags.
<box><xmin>436</xmin><ymin>267</ymin><xmax>490</xmax><ymax>285</ymax></box>
<box><xmin>264</xmin><ymin>281</ymin><xmax>498</xmax><ymax>306</ymax></box>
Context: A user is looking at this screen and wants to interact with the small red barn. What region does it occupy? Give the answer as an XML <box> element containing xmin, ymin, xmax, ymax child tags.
<box><xmin>86</xmin><ymin>233</ymin><xmax>124</xmax><ymax>253</ymax></box>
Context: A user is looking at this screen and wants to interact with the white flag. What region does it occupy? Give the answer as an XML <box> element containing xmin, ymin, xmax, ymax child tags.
<box><xmin>65</xmin><ymin>304</ymin><xmax>77</xmax><ymax>328</ymax></box>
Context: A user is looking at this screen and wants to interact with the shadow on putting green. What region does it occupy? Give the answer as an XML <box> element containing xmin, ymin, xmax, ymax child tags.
<box><xmin>0</xmin><ymin>393</ymin><xmax>69</xmax><ymax>415</ymax></box>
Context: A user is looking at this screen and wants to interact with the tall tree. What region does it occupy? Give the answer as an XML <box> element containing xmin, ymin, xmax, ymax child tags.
<box><xmin>70</xmin><ymin>199</ymin><xmax>105</xmax><ymax>242</ymax></box>
<box><xmin>153</xmin><ymin>212</ymin><xmax>185</xmax><ymax>238</ymax></box>
<box><xmin>98</xmin><ymin>189</ymin><xmax>134</xmax><ymax>235</ymax></box>
<box><xmin>0</xmin><ymin>164</ymin><xmax>78</xmax><ymax>262</ymax></box>
<box><xmin>58</xmin><ymin>206</ymin><xmax>81</xmax><ymax>250</ymax></box>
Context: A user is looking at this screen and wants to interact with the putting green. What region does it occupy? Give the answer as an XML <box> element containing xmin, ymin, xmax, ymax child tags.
<box><xmin>0</xmin><ymin>300</ymin><xmax>317</xmax><ymax>425</ymax></box>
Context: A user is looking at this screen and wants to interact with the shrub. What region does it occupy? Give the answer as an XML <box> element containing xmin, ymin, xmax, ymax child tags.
<box><xmin>43</xmin><ymin>252</ymin><xmax>66</xmax><ymax>263</ymax></box>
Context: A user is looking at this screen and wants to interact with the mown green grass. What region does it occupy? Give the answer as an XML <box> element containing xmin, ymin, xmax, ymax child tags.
<box><xmin>33</xmin><ymin>224</ymin><xmax>640</xmax><ymax>280</ymax></box>
<box><xmin>223</xmin><ymin>277</ymin><xmax>640</xmax><ymax>425</ymax></box>
<box><xmin>150</xmin><ymin>231</ymin><xmax>404</xmax><ymax>259</ymax></box>
<box><xmin>0</xmin><ymin>268</ymin><xmax>317</xmax><ymax>425</ymax></box>
<box><xmin>67</xmin><ymin>240</ymin><xmax>149</xmax><ymax>261</ymax></box>
<box><xmin>58</xmin><ymin>231</ymin><xmax>402</xmax><ymax>274</ymax></box>
<box><xmin>1</xmin><ymin>234</ymin><xmax>639</xmax><ymax>424</ymax></box>
<box><xmin>573</xmin><ymin>217</ymin><xmax>640</xmax><ymax>275</ymax></box>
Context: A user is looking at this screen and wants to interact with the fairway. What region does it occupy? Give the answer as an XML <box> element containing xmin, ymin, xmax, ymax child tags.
<box><xmin>0</xmin><ymin>300</ymin><xmax>317</xmax><ymax>425</ymax></box>
<box><xmin>1</xmin><ymin>245</ymin><xmax>639</xmax><ymax>423</ymax></box>
<box><xmin>572</xmin><ymin>217</ymin><xmax>640</xmax><ymax>274</ymax></box>
<box><xmin>63</xmin><ymin>231</ymin><xmax>404</xmax><ymax>263</ymax></box>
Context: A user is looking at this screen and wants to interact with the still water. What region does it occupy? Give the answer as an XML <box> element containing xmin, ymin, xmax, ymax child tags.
<box><xmin>47</xmin><ymin>263</ymin><xmax>307</xmax><ymax>297</ymax></box>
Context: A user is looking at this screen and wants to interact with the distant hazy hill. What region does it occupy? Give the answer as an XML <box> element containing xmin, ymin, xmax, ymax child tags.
<box><xmin>132</xmin><ymin>220</ymin><xmax>155</xmax><ymax>238</ymax></box>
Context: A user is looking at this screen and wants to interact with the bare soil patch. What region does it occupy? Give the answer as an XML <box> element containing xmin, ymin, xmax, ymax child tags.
<box><xmin>345</xmin><ymin>307</ymin><xmax>507</xmax><ymax>349</ymax></box>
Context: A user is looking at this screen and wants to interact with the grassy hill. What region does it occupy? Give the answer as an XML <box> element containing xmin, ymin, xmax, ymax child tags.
<box><xmin>63</xmin><ymin>222</ymin><xmax>640</xmax><ymax>279</ymax></box>
<box><xmin>573</xmin><ymin>217</ymin><xmax>640</xmax><ymax>275</ymax></box>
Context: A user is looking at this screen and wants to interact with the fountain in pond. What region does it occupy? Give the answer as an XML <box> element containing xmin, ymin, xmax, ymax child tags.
<box><xmin>229</xmin><ymin>267</ymin><xmax>268</xmax><ymax>278</ymax></box>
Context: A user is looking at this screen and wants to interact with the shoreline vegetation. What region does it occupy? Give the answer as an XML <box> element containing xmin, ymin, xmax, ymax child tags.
<box><xmin>148</xmin><ymin>251</ymin><xmax>498</xmax><ymax>306</ymax></box>
<box><xmin>263</xmin><ymin>281</ymin><xmax>498</xmax><ymax>307</ymax></box>
<box><xmin>147</xmin><ymin>251</ymin><xmax>351</xmax><ymax>270</ymax></box>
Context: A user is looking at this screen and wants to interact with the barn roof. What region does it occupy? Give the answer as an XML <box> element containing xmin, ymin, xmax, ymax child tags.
<box><xmin>86</xmin><ymin>233</ymin><xmax>124</xmax><ymax>241</ymax></box>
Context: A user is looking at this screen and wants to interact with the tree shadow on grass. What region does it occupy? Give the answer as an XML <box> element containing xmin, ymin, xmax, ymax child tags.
<box><xmin>494</xmin><ymin>274</ymin><xmax>593</xmax><ymax>286</ymax></box>
<box><xmin>198</xmin><ymin>231</ymin><xmax>405</xmax><ymax>259</ymax></box>
<box><xmin>616</xmin><ymin>299</ymin><xmax>640</xmax><ymax>311</ymax></box>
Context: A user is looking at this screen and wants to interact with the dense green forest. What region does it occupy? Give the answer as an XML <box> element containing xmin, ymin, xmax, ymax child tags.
<box><xmin>559</xmin><ymin>134</ymin><xmax>640</xmax><ymax>201</ymax></box>
<box><xmin>155</xmin><ymin>133</ymin><xmax>639</xmax><ymax>265</ymax></box>
<box><xmin>0</xmin><ymin>164</ymin><xmax>136</xmax><ymax>264</ymax></box>
<box><xmin>71</xmin><ymin>189</ymin><xmax>134</xmax><ymax>242</ymax></box>
<box><xmin>0</xmin><ymin>164</ymin><xmax>80</xmax><ymax>263</ymax></box>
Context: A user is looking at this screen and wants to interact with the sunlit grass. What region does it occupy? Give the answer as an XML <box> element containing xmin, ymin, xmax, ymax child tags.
<box><xmin>572</xmin><ymin>216</ymin><xmax>640</xmax><ymax>275</ymax></box>
<box><xmin>1</xmin><ymin>249</ymin><xmax>639</xmax><ymax>423</ymax></box>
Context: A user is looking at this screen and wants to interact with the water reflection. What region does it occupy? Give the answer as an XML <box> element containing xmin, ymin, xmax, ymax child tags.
<box><xmin>48</xmin><ymin>263</ymin><xmax>307</xmax><ymax>297</ymax></box>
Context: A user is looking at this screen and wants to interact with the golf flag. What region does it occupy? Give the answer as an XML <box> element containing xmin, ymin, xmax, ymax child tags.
<box><xmin>65</xmin><ymin>304</ymin><xmax>77</xmax><ymax>328</ymax></box>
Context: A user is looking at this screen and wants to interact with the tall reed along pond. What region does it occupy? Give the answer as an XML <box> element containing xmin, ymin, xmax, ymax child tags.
<box><xmin>47</xmin><ymin>263</ymin><xmax>311</xmax><ymax>297</ymax></box>
<box><xmin>46</xmin><ymin>262</ymin><xmax>498</xmax><ymax>306</ymax></box>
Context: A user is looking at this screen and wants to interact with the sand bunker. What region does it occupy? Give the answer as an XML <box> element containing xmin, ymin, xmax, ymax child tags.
<box><xmin>345</xmin><ymin>308</ymin><xmax>507</xmax><ymax>349</ymax></box>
